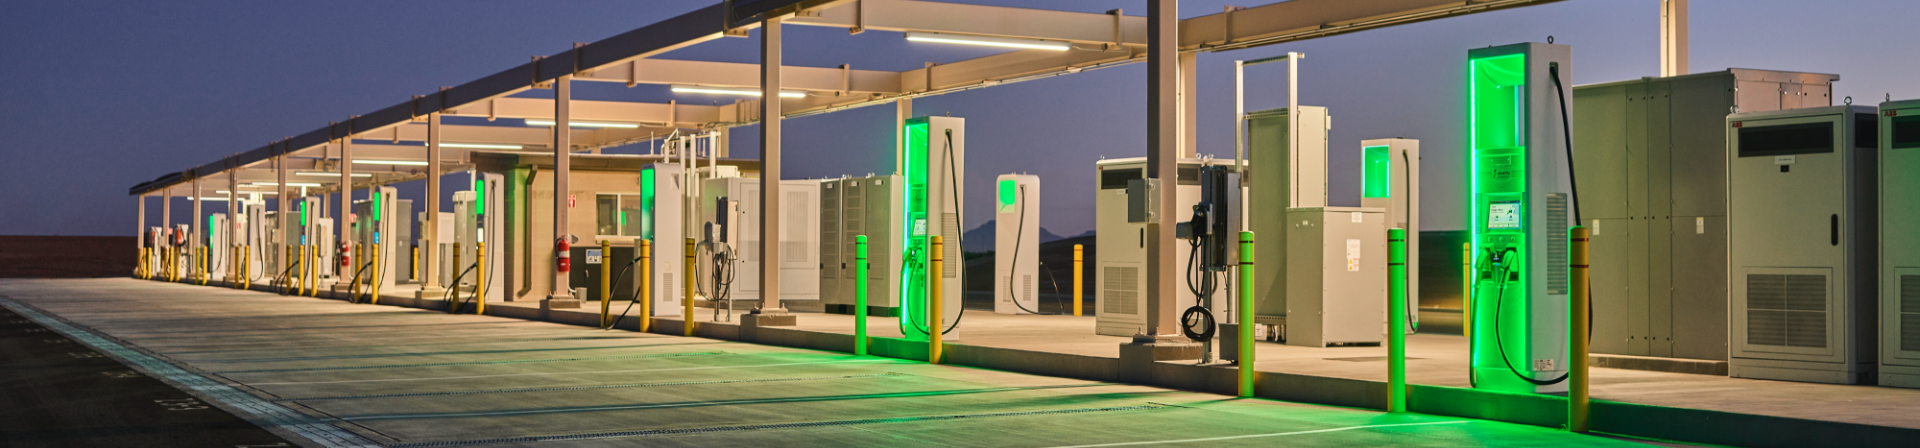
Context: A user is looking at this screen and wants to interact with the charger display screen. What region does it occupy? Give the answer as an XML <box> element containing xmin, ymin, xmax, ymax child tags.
<box><xmin>1487</xmin><ymin>201</ymin><xmax>1521</xmax><ymax>229</ymax></box>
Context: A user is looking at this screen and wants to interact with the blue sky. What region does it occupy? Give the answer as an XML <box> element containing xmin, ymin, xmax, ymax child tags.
<box><xmin>3</xmin><ymin>0</ymin><xmax>1917</xmax><ymax>236</ymax></box>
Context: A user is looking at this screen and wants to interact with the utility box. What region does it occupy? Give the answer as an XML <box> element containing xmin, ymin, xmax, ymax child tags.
<box><xmin>1881</xmin><ymin>99</ymin><xmax>1920</xmax><ymax>388</ymax></box>
<box><xmin>996</xmin><ymin>174</ymin><xmax>1041</xmax><ymax>315</ymax></box>
<box><xmin>1575</xmin><ymin>68</ymin><xmax>1839</xmax><ymax>362</ymax></box>
<box><xmin>697</xmin><ymin>177</ymin><xmax>820</xmax><ymax>308</ymax></box>
<box><xmin>1285</xmin><ymin>207</ymin><xmax>1387</xmax><ymax>346</ymax></box>
<box><xmin>1727</xmin><ymin>105</ymin><xmax>1878</xmax><ymax>384</ymax></box>
<box><xmin>570</xmin><ymin>245</ymin><xmax>639</xmax><ymax>303</ymax></box>
<box><xmin>820</xmin><ymin>178</ymin><xmax>849</xmax><ymax>312</ymax></box>
<box><xmin>1247</xmin><ymin>106</ymin><xmax>1332</xmax><ymax>334</ymax></box>
<box><xmin>1093</xmin><ymin>157</ymin><xmax>1237</xmax><ymax>337</ymax></box>
<box><xmin>1360</xmin><ymin>138</ymin><xmax>1419</xmax><ymax>333</ymax></box>
<box><xmin>1873</xmin><ymin>99</ymin><xmax>1920</xmax><ymax>386</ymax></box>
<box><xmin>818</xmin><ymin>174</ymin><xmax>907</xmax><ymax>317</ymax></box>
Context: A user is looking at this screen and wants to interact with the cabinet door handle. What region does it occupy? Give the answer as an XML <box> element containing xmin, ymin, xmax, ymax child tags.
<box><xmin>1830</xmin><ymin>214</ymin><xmax>1839</xmax><ymax>246</ymax></box>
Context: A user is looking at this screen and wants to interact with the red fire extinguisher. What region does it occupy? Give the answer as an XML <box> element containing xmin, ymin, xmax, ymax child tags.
<box><xmin>339</xmin><ymin>242</ymin><xmax>351</xmax><ymax>269</ymax></box>
<box><xmin>555</xmin><ymin>237</ymin><xmax>571</xmax><ymax>273</ymax></box>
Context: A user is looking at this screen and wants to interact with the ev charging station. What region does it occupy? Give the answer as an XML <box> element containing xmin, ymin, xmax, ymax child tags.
<box><xmin>1881</xmin><ymin>98</ymin><xmax>1920</xmax><ymax>388</ymax></box>
<box><xmin>695</xmin><ymin>176</ymin><xmax>819</xmax><ymax>312</ymax></box>
<box><xmin>1465</xmin><ymin>42</ymin><xmax>1574</xmax><ymax>394</ymax></box>
<box><xmin>900</xmin><ymin>116</ymin><xmax>964</xmax><ymax>342</ymax></box>
<box><xmin>995</xmin><ymin>174</ymin><xmax>1041</xmax><ymax>315</ymax></box>
<box><xmin>352</xmin><ymin>186</ymin><xmax>413</xmax><ymax>294</ymax></box>
<box><xmin>1727</xmin><ymin>105</ymin><xmax>1880</xmax><ymax>385</ymax></box>
<box><xmin>450</xmin><ymin>173</ymin><xmax>505</xmax><ymax>305</ymax></box>
<box><xmin>239</xmin><ymin>195</ymin><xmax>267</xmax><ymax>285</ymax></box>
<box><xmin>642</xmin><ymin>163</ymin><xmax>687</xmax><ymax>317</ymax></box>
<box><xmin>292</xmin><ymin>196</ymin><xmax>335</xmax><ymax>281</ymax></box>
<box><xmin>1361</xmin><ymin>139</ymin><xmax>1421</xmax><ymax>333</ymax></box>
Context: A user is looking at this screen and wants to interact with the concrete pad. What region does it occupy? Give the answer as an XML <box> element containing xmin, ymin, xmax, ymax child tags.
<box><xmin>1</xmin><ymin>278</ymin><xmax>1663</xmax><ymax>447</ymax></box>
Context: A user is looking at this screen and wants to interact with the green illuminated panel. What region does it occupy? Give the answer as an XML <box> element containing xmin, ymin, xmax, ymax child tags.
<box><xmin>1469</xmin><ymin>51</ymin><xmax>1535</xmax><ymax>393</ymax></box>
<box><xmin>997</xmin><ymin>179</ymin><xmax>1017</xmax><ymax>212</ymax></box>
<box><xmin>640</xmin><ymin>167</ymin><xmax>656</xmax><ymax>240</ymax></box>
<box><xmin>1362</xmin><ymin>145</ymin><xmax>1391</xmax><ymax>198</ymax></box>
<box><xmin>899</xmin><ymin>120</ymin><xmax>931</xmax><ymax>341</ymax></box>
<box><xmin>474</xmin><ymin>179</ymin><xmax>485</xmax><ymax>216</ymax></box>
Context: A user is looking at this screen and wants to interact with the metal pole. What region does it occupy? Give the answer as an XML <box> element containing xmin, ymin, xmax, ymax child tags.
<box><xmin>340</xmin><ymin>138</ymin><xmax>353</xmax><ymax>291</ymax></box>
<box><xmin>1570</xmin><ymin>226</ymin><xmax>1591</xmax><ymax>432</ymax></box>
<box><xmin>137</xmin><ymin>194</ymin><xmax>146</xmax><ymax>278</ymax></box>
<box><xmin>422</xmin><ymin>112</ymin><xmax>442</xmax><ymax>296</ymax></box>
<box><xmin>1238</xmin><ymin>231</ymin><xmax>1255</xmax><ymax>398</ymax></box>
<box><xmin>549</xmin><ymin>75</ymin><xmax>577</xmax><ymax>308</ymax></box>
<box><xmin>930</xmin><ymin>235</ymin><xmax>944</xmax><ymax>364</ymax></box>
<box><xmin>640</xmin><ymin>239</ymin><xmax>652</xmax><ymax>332</ymax></box>
<box><xmin>757</xmin><ymin>16</ymin><xmax>786</xmax><ymax>316</ymax></box>
<box><xmin>1143</xmin><ymin>0</ymin><xmax>1180</xmax><ymax>341</ymax></box>
<box><xmin>855</xmin><ymin>235</ymin><xmax>870</xmax><ymax>356</ymax></box>
<box><xmin>1388</xmin><ymin>228</ymin><xmax>1408</xmax><ymax>412</ymax></box>
<box><xmin>1073</xmin><ymin>244</ymin><xmax>1084</xmax><ymax>316</ymax></box>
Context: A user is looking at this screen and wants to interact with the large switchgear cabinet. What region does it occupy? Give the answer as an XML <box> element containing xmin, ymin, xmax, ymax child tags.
<box><xmin>1247</xmin><ymin>104</ymin><xmax>1386</xmax><ymax>347</ymax></box>
<box><xmin>1728</xmin><ymin>105</ymin><xmax>1878</xmax><ymax>384</ymax></box>
<box><xmin>1881</xmin><ymin>99</ymin><xmax>1920</xmax><ymax>388</ymax></box>
<box><xmin>1575</xmin><ymin>68</ymin><xmax>1840</xmax><ymax>362</ymax></box>
<box><xmin>698</xmin><ymin>177</ymin><xmax>820</xmax><ymax>309</ymax></box>
<box><xmin>821</xmin><ymin>175</ymin><xmax>905</xmax><ymax>316</ymax></box>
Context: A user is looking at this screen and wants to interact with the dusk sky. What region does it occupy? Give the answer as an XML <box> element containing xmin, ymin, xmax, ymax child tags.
<box><xmin>4</xmin><ymin>0</ymin><xmax>1917</xmax><ymax>237</ymax></box>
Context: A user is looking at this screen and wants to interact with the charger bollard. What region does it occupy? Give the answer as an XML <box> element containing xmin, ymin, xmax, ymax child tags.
<box><xmin>639</xmin><ymin>239</ymin><xmax>652</xmax><ymax>332</ymax></box>
<box><xmin>369</xmin><ymin>243</ymin><xmax>382</xmax><ymax>304</ymax></box>
<box><xmin>350</xmin><ymin>244</ymin><xmax>363</xmax><ymax>303</ymax></box>
<box><xmin>855</xmin><ymin>235</ymin><xmax>870</xmax><ymax>356</ymax></box>
<box><xmin>1238</xmin><ymin>231</ymin><xmax>1256</xmax><ymax>398</ymax></box>
<box><xmin>600</xmin><ymin>239</ymin><xmax>612</xmax><ymax>328</ymax></box>
<box><xmin>684</xmin><ymin>238</ymin><xmax>696</xmax><ymax>337</ymax></box>
<box><xmin>1388</xmin><ymin>228</ymin><xmax>1409</xmax><ymax>412</ymax></box>
<box><xmin>242</xmin><ymin>246</ymin><xmax>251</xmax><ymax>290</ymax></box>
<box><xmin>1073</xmin><ymin>244</ymin><xmax>1084</xmax><ymax>316</ymax></box>
<box><xmin>1570</xmin><ymin>226</ymin><xmax>1591</xmax><ymax>432</ymax></box>
<box><xmin>930</xmin><ymin>235</ymin><xmax>944</xmax><ymax>364</ymax></box>
<box><xmin>298</xmin><ymin>245</ymin><xmax>310</xmax><ymax>296</ymax></box>
<box><xmin>306</xmin><ymin>244</ymin><xmax>318</xmax><ymax>297</ymax></box>
<box><xmin>475</xmin><ymin>242</ymin><xmax>488</xmax><ymax>315</ymax></box>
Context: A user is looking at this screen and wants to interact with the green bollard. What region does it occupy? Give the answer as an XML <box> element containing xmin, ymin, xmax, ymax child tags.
<box><xmin>1238</xmin><ymin>231</ymin><xmax>1256</xmax><ymax>398</ymax></box>
<box><xmin>1388</xmin><ymin>228</ymin><xmax>1408</xmax><ymax>412</ymax></box>
<box><xmin>855</xmin><ymin>235</ymin><xmax>870</xmax><ymax>356</ymax></box>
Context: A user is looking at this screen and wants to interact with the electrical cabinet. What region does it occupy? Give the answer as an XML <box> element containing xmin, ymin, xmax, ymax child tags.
<box><xmin>1575</xmin><ymin>68</ymin><xmax>1839</xmax><ymax>361</ymax></box>
<box><xmin>1247</xmin><ymin>105</ymin><xmax>1330</xmax><ymax>331</ymax></box>
<box><xmin>1882</xmin><ymin>99</ymin><xmax>1920</xmax><ymax>388</ymax></box>
<box><xmin>697</xmin><ymin>177</ymin><xmax>819</xmax><ymax>308</ymax></box>
<box><xmin>1285</xmin><ymin>207</ymin><xmax>1387</xmax><ymax>346</ymax></box>
<box><xmin>820</xmin><ymin>179</ymin><xmax>849</xmax><ymax>312</ymax></box>
<box><xmin>1093</xmin><ymin>157</ymin><xmax>1237</xmax><ymax>337</ymax></box>
<box><xmin>1728</xmin><ymin>105</ymin><xmax>1878</xmax><ymax>384</ymax></box>
<box><xmin>642</xmin><ymin>163</ymin><xmax>687</xmax><ymax>317</ymax></box>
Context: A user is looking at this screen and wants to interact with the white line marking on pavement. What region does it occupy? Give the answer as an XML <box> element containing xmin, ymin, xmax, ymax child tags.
<box><xmin>249</xmin><ymin>359</ymin><xmax>905</xmax><ymax>386</ymax></box>
<box><xmin>1045</xmin><ymin>421</ymin><xmax>1472</xmax><ymax>447</ymax></box>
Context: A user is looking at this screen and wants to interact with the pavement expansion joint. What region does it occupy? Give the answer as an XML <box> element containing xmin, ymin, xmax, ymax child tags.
<box><xmin>246</xmin><ymin>358</ymin><xmax>913</xmax><ymax>386</ymax></box>
<box><xmin>213</xmin><ymin>350</ymin><xmax>732</xmax><ymax>374</ymax></box>
<box><xmin>384</xmin><ymin>404</ymin><xmax>1174</xmax><ymax>448</ymax></box>
<box><xmin>191</xmin><ymin>341</ymin><xmax>719</xmax><ymax>364</ymax></box>
<box><xmin>339</xmin><ymin>382</ymin><xmax>1122</xmax><ymax>422</ymax></box>
<box><xmin>276</xmin><ymin>372</ymin><xmax>911</xmax><ymax>402</ymax></box>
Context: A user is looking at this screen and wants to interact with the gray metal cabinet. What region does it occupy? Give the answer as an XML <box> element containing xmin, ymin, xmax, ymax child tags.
<box><xmin>1572</xmin><ymin>69</ymin><xmax>1838</xmax><ymax>362</ymax></box>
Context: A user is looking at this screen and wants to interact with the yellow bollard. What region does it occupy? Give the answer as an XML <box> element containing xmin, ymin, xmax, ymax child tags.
<box><xmin>475</xmin><ymin>242</ymin><xmax>488</xmax><ymax>315</ymax></box>
<box><xmin>411</xmin><ymin>246</ymin><xmax>419</xmax><ymax>282</ymax></box>
<box><xmin>640</xmin><ymin>239</ymin><xmax>652</xmax><ymax>333</ymax></box>
<box><xmin>600</xmin><ymin>239</ymin><xmax>612</xmax><ymax>329</ymax></box>
<box><xmin>242</xmin><ymin>246</ymin><xmax>251</xmax><ymax>290</ymax></box>
<box><xmin>369</xmin><ymin>243</ymin><xmax>382</xmax><ymax>305</ymax></box>
<box><xmin>304</xmin><ymin>245</ymin><xmax>315</xmax><ymax>297</ymax></box>
<box><xmin>350</xmin><ymin>244</ymin><xmax>363</xmax><ymax>303</ymax></box>
<box><xmin>201</xmin><ymin>246</ymin><xmax>209</xmax><ymax>285</ymax></box>
<box><xmin>684</xmin><ymin>238</ymin><xmax>696</xmax><ymax>337</ymax></box>
<box><xmin>453</xmin><ymin>242</ymin><xmax>462</xmax><ymax>299</ymax></box>
<box><xmin>1569</xmin><ymin>227</ymin><xmax>1591</xmax><ymax>432</ymax></box>
<box><xmin>1073</xmin><ymin>244</ymin><xmax>1084</xmax><ymax>316</ymax></box>
<box><xmin>930</xmin><ymin>235</ymin><xmax>944</xmax><ymax>364</ymax></box>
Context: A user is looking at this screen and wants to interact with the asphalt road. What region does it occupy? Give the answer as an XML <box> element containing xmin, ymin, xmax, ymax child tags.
<box><xmin>0</xmin><ymin>304</ymin><xmax>292</xmax><ymax>447</ymax></box>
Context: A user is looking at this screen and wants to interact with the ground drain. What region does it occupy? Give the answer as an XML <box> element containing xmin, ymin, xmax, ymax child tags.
<box><xmin>216</xmin><ymin>351</ymin><xmax>728</xmax><ymax>374</ymax></box>
<box><xmin>389</xmin><ymin>404</ymin><xmax>1170</xmax><ymax>448</ymax></box>
<box><xmin>279</xmin><ymin>373</ymin><xmax>905</xmax><ymax>402</ymax></box>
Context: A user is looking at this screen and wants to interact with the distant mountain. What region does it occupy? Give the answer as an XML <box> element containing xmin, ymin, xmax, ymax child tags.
<box><xmin>960</xmin><ymin>220</ymin><xmax>1079</xmax><ymax>252</ymax></box>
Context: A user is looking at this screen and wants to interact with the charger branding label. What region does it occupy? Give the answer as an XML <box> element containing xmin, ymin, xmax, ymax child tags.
<box><xmin>1775</xmin><ymin>155</ymin><xmax>1796</xmax><ymax>165</ymax></box>
<box><xmin>1346</xmin><ymin>239</ymin><xmax>1361</xmax><ymax>271</ymax></box>
<box><xmin>585</xmin><ymin>249</ymin><xmax>602</xmax><ymax>265</ymax></box>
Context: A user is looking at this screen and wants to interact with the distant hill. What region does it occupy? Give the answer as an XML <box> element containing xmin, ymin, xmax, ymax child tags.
<box><xmin>961</xmin><ymin>220</ymin><xmax>1075</xmax><ymax>252</ymax></box>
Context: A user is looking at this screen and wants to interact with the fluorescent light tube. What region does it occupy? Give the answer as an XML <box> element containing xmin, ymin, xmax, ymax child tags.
<box><xmin>670</xmin><ymin>86</ymin><xmax>806</xmax><ymax>98</ymax></box>
<box><xmin>296</xmin><ymin>172</ymin><xmax>371</xmax><ymax>177</ymax></box>
<box><xmin>353</xmin><ymin>159</ymin><xmax>429</xmax><ymax>166</ymax></box>
<box><xmin>440</xmin><ymin>142</ymin><xmax>526</xmax><ymax>149</ymax></box>
<box><xmin>523</xmin><ymin>119</ymin><xmax>641</xmax><ymax>129</ymax></box>
<box><xmin>250</xmin><ymin>182</ymin><xmax>322</xmax><ymax>187</ymax></box>
<box><xmin>905</xmin><ymin>32</ymin><xmax>1070</xmax><ymax>51</ymax></box>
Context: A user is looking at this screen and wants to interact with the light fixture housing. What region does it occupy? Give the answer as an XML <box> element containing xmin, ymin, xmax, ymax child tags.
<box><xmin>216</xmin><ymin>190</ymin><xmax>277</xmax><ymax>195</ymax></box>
<box><xmin>250</xmin><ymin>182</ymin><xmax>322</xmax><ymax>187</ymax></box>
<box><xmin>353</xmin><ymin>159</ymin><xmax>429</xmax><ymax>166</ymax></box>
<box><xmin>670</xmin><ymin>85</ymin><xmax>806</xmax><ymax>98</ymax></box>
<box><xmin>904</xmin><ymin>32</ymin><xmax>1071</xmax><ymax>51</ymax></box>
<box><xmin>522</xmin><ymin>119</ymin><xmax>640</xmax><ymax>129</ymax></box>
